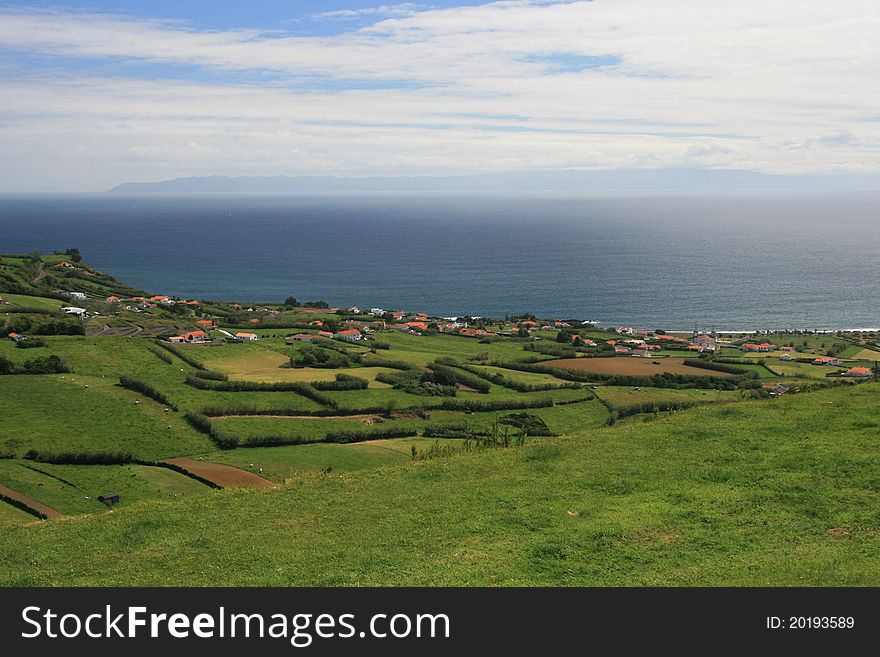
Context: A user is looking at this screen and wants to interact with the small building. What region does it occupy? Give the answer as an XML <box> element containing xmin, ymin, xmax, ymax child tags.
<box><xmin>334</xmin><ymin>329</ymin><xmax>363</xmax><ymax>341</ymax></box>
<box><xmin>741</xmin><ymin>342</ymin><xmax>774</xmax><ymax>352</ymax></box>
<box><xmin>235</xmin><ymin>332</ymin><xmax>258</xmax><ymax>341</ymax></box>
<box><xmin>813</xmin><ymin>356</ymin><xmax>841</xmax><ymax>366</ymax></box>
<box><xmin>844</xmin><ymin>366</ymin><xmax>873</xmax><ymax>377</ymax></box>
<box><xmin>105</xmin><ymin>295</ymin><xmax>120</xmax><ymax>303</ymax></box>
<box><xmin>53</xmin><ymin>261</ymin><xmax>75</xmax><ymax>269</ymax></box>
<box><xmin>631</xmin><ymin>349</ymin><xmax>652</xmax><ymax>358</ymax></box>
<box><xmin>7</xmin><ymin>332</ymin><xmax>22</xmax><ymax>342</ymax></box>
<box><xmin>167</xmin><ymin>335</ymin><xmax>185</xmax><ymax>343</ymax></box>
<box><xmin>779</xmin><ymin>353</ymin><xmax>793</xmax><ymax>361</ymax></box>
<box><xmin>97</xmin><ymin>492</ymin><xmax>120</xmax><ymax>506</ymax></box>
<box><xmin>67</xmin><ymin>291</ymin><xmax>87</xmax><ymax>301</ymax></box>
<box><xmin>196</xmin><ymin>319</ymin><xmax>215</xmax><ymax>329</ymax></box>
<box><xmin>183</xmin><ymin>330</ymin><xmax>208</xmax><ymax>343</ymax></box>
<box><xmin>61</xmin><ymin>306</ymin><xmax>87</xmax><ymax>316</ymax></box>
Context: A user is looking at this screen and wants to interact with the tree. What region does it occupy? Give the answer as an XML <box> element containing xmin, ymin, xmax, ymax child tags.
<box><xmin>283</xmin><ymin>297</ymin><xmax>298</xmax><ymax>307</ymax></box>
<box><xmin>65</xmin><ymin>248</ymin><xmax>82</xmax><ymax>263</ymax></box>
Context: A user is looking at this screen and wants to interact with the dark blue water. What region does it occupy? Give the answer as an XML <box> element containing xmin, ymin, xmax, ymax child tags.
<box><xmin>1</xmin><ymin>192</ymin><xmax>878</xmax><ymax>329</ymax></box>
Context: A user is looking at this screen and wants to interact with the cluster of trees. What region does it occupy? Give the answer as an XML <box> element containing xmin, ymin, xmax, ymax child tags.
<box><xmin>118</xmin><ymin>376</ymin><xmax>177</xmax><ymax>410</ymax></box>
<box><xmin>3</xmin><ymin>316</ymin><xmax>85</xmax><ymax>336</ymax></box>
<box><xmin>375</xmin><ymin>369</ymin><xmax>458</xmax><ymax>397</ymax></box>
<box><xmin>427</xmin><ymin>363</ymin><xmax>491</xmax><ymax>393</ymax></box>
<box><xmin>311</xmin><ymin>373</ymin><xmax>369</xmax><ymax>391</ymax></box>
<box><xmin>0</xmin><ymin>354</ymin><xmax>69</xmax><ymax>375</ymax></box>
<box><xmin>288</xmin><ymin>344</ymin><xmax>359</xmax><ymax>368</ymax></box>
<box><xmin>497</xmin><ymin>412</ymin><xmax>555</xmax><ymax>436</ymax></box>
<box><xmin>14</xmin><ymin>337</ymin><xmax>47</xmax><ymax>349</ymax></box>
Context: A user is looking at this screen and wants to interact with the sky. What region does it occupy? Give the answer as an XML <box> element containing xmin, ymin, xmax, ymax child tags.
<box><xmin>0</xmin><ymin>0</ymin><xmax>878</xmax><ymax>191</ymax></box>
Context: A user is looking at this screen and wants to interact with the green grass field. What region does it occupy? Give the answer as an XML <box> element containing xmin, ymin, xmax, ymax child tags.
<box><xmin>3</xmin><ymin>256</ymin><xmax>878</xmax><ymax>586</ymax></box>
<box><xmin>0</xmin><ymin>460</ymin><xmax>212</xmax><ymax>515</ymax></box>
<box><xmin>2</xmin><ymin>383</ymin><xmax>878</xmax><ymax>586</ymax></box>
<box><xmin>0</xmin><ymin>499</ymin><xmax>37</xmax><ymax>527</ymax></box>
<box><xmin>201</xmin><ymin>437</ymin><xmax>456</xmax><ymax>482</ymax></box>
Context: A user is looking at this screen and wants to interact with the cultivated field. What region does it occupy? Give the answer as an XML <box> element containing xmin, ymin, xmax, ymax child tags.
<box><xmin>2</xmin><ymin>254</ymin><xmax>877</xmax><ymax>586</ymax></box>
<box><xmin>546</xmin><ymin>356</ymin><xmax>732</xmax><ymax>377</ymax></box>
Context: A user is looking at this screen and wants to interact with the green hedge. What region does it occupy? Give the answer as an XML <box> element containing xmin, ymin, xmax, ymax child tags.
<box><xmin>155</xmin><ymin>341</ymin><xmax>207</xmax><ymax>370</ymax></box>
<box><xmin>119</xmin><ymin>375</ymin><xmax>177</xmax><ymax>410</ymax></box>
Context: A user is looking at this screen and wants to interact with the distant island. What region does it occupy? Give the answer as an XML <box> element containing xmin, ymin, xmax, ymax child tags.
<box><xmin>108</xmin><ymin>169</ymin><xmax>880</xmax><ymax>193</ymax></box>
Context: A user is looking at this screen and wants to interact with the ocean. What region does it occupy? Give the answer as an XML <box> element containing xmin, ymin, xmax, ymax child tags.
<box><xmin>1</xmin><ymin>192</ymin><xmax>878</xmax><ymax>330</ymax></box>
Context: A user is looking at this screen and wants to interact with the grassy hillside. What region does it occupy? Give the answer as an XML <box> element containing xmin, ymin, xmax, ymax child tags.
<box><xmin>2</xmin><ymin>383</ymin><xmax>878</xmax><ymax>586</ymax></box>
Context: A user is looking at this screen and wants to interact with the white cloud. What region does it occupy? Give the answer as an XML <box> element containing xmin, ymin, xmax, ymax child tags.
<box><xmin>312</xmin><ymin>4</ymin><xmax>427</xmax><ymax>20</ymax></box>
<box><xmin>0</xmin><ymin>1</ymin><xmax>879</xmax><ymax>190</ymax></box>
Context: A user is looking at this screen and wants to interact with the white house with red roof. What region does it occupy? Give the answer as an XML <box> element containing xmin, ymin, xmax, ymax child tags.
<box><xmin>334</xmin><ymin>328</ymin><xmax>363</xmax><ymax>341</ymax></box>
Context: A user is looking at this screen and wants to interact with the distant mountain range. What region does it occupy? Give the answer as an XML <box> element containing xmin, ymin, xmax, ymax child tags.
<box><xmin>109</xmin><ymin>169</ymin><xmax>880</xmax><ymax>193</ymax></box>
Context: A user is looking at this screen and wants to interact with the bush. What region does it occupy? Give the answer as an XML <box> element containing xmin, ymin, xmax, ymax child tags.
<box><xmin>155</xmin><ymin>341</ymin><xmax>207</xmax><ymax>370</ymax></box>
<box><xmin>146</xmin><ymin>344</ymin><xmax>173</xmax><ymax>364</ymax></box>
<box><xmin>23</xmin><ymin>450</ymin><xmax>135</xmax><ymax>465</ymax></box>
<box><xmin>311</xmin><ymin>373</ymin><xmax>369</xmax><ymax>391</ymax></box>
<box><xmin>497</xmin><ymin>412</ymin><xmax>556</xmax><ymax>436</ymax></box>
<box><xmin>32</xmin><ymin>320</ymin><xmax>85</xmax><ymax>336</ymax></box>
<box><xmin>438</xmin><ymin>397</ymin><xmax>555</xmax><ymax>412</ymax></box>
<box><xmin>362</xmin><ymin>358</ymin><xmax>419</xmax><ymax>371</ymax></box>
<box><xmin>324</xmin><ymin>426</ymin><xmax>417</xmax><ymax>444</ymax></box>
<box><xmin>183</xmin><ymin>376</ymin><xmax>339</xmax><ymax>408</ymax></box>
<box><xmin>438</xmin><ymin>358</ymin><xmax>582</xmax><ymax>393</ymax></box>
<box><xmin>184</xmin><ymin>412</ymin><xmax>239</xmax><ymax>449</ymax></box>
<box><xmin>14</xmin><ymin>337</ymin><xmax>47</xmax><ymax>349</ymax></box>
<box><xmin>288</xmin><ymin>345</ymin><xmax>359</xmax><ymax>369</ymax></box>
<box><xmin>0</xmin><ymin>354</ymin><xmax>69</xmax><ymax>375</ymax></box>
<box><xmin>492</xmin><ymin>360</ymin><xmax>745</xmax><ymax>390</ymax></box>
<box><xmin>192</xmin><ymin>369</ymin><xmax>229</xmax><ymax>381</ymax></box>
<box><xmin>428</xmin><ymin>363</ymin><xmax>491</xmax><ymax>393</ymax></box>
<box><xmin>118</xmin><ymin>376</ymin><xmax>177</xmax><ymax>410</ymax></box>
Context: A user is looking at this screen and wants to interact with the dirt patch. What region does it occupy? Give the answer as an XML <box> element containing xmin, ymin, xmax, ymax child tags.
<box><xmin>546</xmin><ymin>356</ymin><xmax>732</xmax><ymax>378</ymax></box>
<box><xmin>0</xmin><ymin>483</ymin><xmax>62</xmax><ymax>518</ymax></box>
<box><xmin>163</xmin><ymin>458</ymin><xmax>275</xmax><ymax>489</ymax></box>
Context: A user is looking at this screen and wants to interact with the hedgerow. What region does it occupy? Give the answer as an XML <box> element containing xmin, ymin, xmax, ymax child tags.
<box><xmin>118</xmin><ymin>375</ymin><xmax>177</xmax><ymax>410</ymax></box>
<box><xmin>154</xmin><ymin>340</ymin><xmax>207</xmax><ymax>370</ymax></box>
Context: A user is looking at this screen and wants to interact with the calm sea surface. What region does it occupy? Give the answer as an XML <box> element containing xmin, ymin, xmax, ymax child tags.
<box><xmin>1</xmin><ymin>192</ymin><xmax>878</xmax><ymax>329</ymax></box>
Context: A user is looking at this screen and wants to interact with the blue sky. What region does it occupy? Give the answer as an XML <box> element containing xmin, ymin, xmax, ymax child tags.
<box><xmin>0</xmin><ymin>1</ymin><xmax>877</xmax><ymax>191</ymax></box>
<box><xmin>0</xmin><ymin>1</ymin><xmax>486</xmax><ymax>31</ymax></box>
